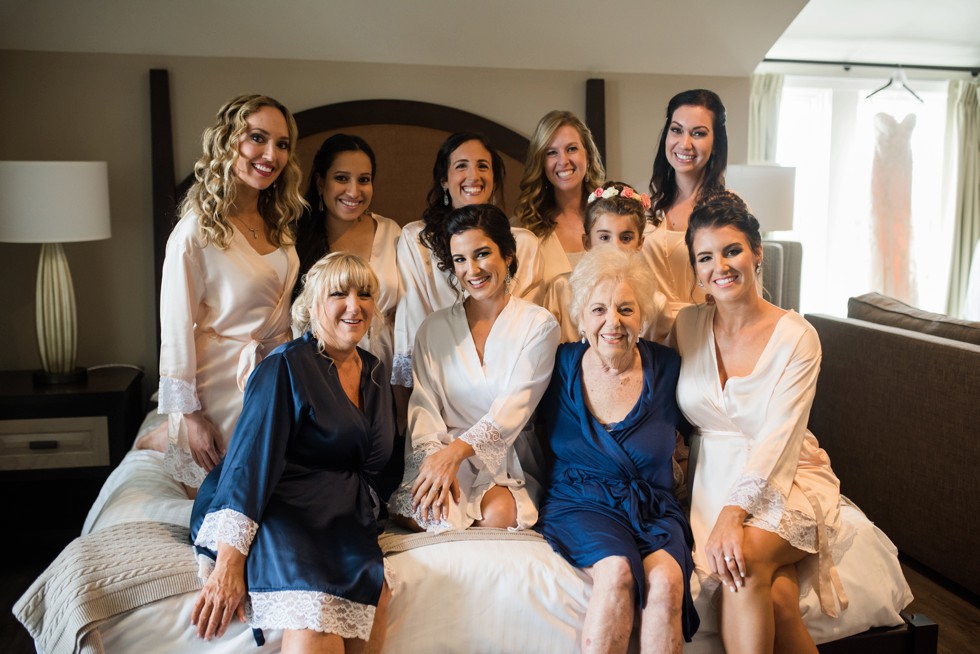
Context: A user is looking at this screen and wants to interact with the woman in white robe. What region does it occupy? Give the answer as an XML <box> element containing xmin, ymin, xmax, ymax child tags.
<box><xmin>642</xmin><ymin>89</ymin><xmax>728</xmax><ymax>328</ymax></box>
<box><xmin>141</xmin><ymin>95</ymin><xmax>305</xmax><ymax>490</ymax></box>
<box><xmin>514</xmin><ymin>110</ymin><xmax>605</xmax><ymax>296</ymax></box>
<box><xmin>294</xmin><ymin>134</ymin><xmax>401</xmax><ymax>375</ymax></box>
<box><xmin>389</xmin><ymin>204</ymin><xmax>560</xmax><ymax>532</ymax></box>
<box><xmin>674</xmin><ymin>192</ymin><xmax>910</xmax><ymax>653</ymax></box>
<box><xmin>392</xmin><ymin>132</ymin><xmax>543</xmax><ymax>391</ymax></box>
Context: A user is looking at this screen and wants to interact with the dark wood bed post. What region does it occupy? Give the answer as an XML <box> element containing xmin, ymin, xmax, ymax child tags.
<box><xmin>149</xmin><ymin>69</ymin><xmax>176</xmax><ymax>352</ymax></box>
<box><xmin>586</xmin><ymin>78</ymin><xmax>606</xmax><ymax>165</ymax></box>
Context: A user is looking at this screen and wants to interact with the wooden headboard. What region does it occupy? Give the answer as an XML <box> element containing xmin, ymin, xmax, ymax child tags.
<box><xmin>148</xmin><ymin>69</ymin><xmax>606</xmax><ymax>349</ymax></box>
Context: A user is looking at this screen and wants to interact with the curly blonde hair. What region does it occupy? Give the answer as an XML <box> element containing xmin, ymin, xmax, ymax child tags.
<box><xmin>514</xmin><ymin>110</ymin><xmax>605</xmax><ymax>238</ymax></box>
<box><xmin>181</xmin><ymin>94</ymin><xmax>306</xmax><ymax>249</ymax></box>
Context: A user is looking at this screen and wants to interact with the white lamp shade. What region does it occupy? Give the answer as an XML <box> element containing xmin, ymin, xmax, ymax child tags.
<box><xmin>0</xmin><ymin>161</ymin><xmax>111</xmax><ymax>243</ymax></box>
<box><xmin>725</xmin><ymin>164</ymin><xmax>796</xmax><ymax>232</ymax></box>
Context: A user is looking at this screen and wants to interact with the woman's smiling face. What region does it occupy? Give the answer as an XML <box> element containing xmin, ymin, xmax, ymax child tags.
<box><xmin>443</xmin><ymin>140</ymin><xmax>495</xmax><ymax>208</ymax></box>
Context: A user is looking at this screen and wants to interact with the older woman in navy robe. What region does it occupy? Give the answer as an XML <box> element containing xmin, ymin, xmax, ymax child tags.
<box><xmin>190</xmin><ymin>252</ymin><xmax>394</xmax><ymax>654</ymax></box>
<box><xmin>536</xmin><ymin>247</ymin><xmax>698</xmax><ymax>653</ymax></box>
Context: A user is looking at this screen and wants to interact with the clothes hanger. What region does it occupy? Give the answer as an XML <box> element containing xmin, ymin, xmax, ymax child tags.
<box><xmin>865</xmin><ymin>67</ymin><xmax>924</xmax><ymax>102</ymax></box>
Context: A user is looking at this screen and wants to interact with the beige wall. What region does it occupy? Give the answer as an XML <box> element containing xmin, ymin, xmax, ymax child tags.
<box><xmin>0</xmin><ymin>49</ymin><xmax>748</xmax><ymax>382</ymax></box>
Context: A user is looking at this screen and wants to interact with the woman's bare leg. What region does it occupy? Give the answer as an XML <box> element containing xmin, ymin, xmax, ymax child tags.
<box><xmin>582</xmin><ymin>556</ymin><xmax>635</xmax><ymax>653</ymax></box>
<box><xmin>772</xmin><ymin>565</ymin><xmax>817</xmax><ymax>654</ymax></box>
<box><xmin>639</xmin><ymin>550</ymin><xmax>684</xmax><ymax>654</ymax></box>
<box><xmin>718</xmin><ymin>526</ymin><xmax>809</xmax><ymax>654</ymax></box>
<box><xmin>473</xmin><ymin>485</ymin><xmax>517</xmax><ymax>529</ymax></box>
<box><xmin>282</xmin><ymin>629</ymin><xmax>344</xmax><ymax>654</ymax></box>
<box><xmin>347</xmin><ymin>582</ymin><xmax>391</xmax><ymax>654</ymax></box>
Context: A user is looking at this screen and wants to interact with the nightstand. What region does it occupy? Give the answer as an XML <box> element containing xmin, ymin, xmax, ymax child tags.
<box><xmin>0</xmin><ymin>367</ymin><xmax>145</xmax><ymax>549</ymax></box>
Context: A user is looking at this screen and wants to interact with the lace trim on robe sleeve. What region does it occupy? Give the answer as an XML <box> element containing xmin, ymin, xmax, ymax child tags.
<box><xmin>162</xmin><ymin>441</ymin><xmax>208</xmax><ymax>488</ymax></box>
<box><xmin>387</xmin><ymin>442</ymin><xmax>452</xmax><ymax>533</ymax></box>
<box><xmin>157</xmin><ymin>377</ymin><xmax>200</xmax><ymax>414</ymax></box>
<box><xmin>390</xmin><ymin>353</ymin><xmax>414</xmax><ymax>388</ymax></box>
<box><xmin>459</xmin><ymin>416</ymin><xmax>506</xmax><ymax>474</ymax></box>
<box><xmin>728</xmin><ymin>473</ymin><xmax>818</xmax><ymax>553</ymax></box>
<box><xmin>194</xmin><ymin>508</ymin><xmax>259</xmax><ymax>557</ymax></box>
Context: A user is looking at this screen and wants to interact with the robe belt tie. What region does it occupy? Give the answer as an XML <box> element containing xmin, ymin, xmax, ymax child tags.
<box><xmin>804</xmin><ymin>487</ymin><xmax>849</xmax><ymax>617</ymax></box>
<box><xmin>237</xmin><ymin>339</ymin><xmax>264</xmax><ymax>392</ymax></box>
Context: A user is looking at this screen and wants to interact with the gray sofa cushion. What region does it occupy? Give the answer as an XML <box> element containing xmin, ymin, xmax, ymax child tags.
<box><xmin>847</xmin><ymin>292</ymin><xmax>980</xmax><ymax>346</ymax></box>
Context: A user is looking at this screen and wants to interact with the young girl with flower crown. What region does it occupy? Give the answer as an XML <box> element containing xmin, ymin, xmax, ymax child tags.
<box><xmin>543</xmin><ymin>181</ymin><xmax>670</xmax><ymax>344</ymax></box>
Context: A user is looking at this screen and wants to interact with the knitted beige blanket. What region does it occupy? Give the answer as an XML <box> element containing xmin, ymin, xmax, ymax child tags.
<box><xmin>13</xmin><ymin>521</ymin><xmax>201</xmax><ymax>654</ymax></box>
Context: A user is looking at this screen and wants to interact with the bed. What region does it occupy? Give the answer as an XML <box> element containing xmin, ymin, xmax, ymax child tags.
<box><xmin>15</xmin><ymin>69</ymin><xmax>933</xmax><ymax>654</ymax></box>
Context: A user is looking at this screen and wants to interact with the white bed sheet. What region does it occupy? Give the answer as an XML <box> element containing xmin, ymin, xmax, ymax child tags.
<box><xmin>52</xmin><ymin>413</ymin><xmax>910</xmax><ymax>653</ymax></box>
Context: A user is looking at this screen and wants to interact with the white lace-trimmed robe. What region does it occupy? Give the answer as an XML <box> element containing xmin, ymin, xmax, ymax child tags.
<box><xmin>675</xmin><ymin>305</ymin><xmax>848</xmax><ymax>615</ymax></box>
<box><xmin>391</xmin><ymin>220</ymin><xmax>544</xmax><ymax>387</ymax></box>
<box><xmin>158</xmin><ymin>212</ymin><xmax>298</xmax><ymax>487</ymax></box>
<box><xmin>389</xmin><ymin>297</ymin><xmax>560</xmax><ymax>532</ymax></box>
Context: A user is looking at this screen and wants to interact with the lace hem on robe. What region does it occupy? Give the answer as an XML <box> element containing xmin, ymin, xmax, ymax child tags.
<box><xmin>459</xmin><ymin>416</ymin><xmax>506</xmax><ymax>474</ymax></box>
<box><xmin>195</xmin><ymin>508</ymin><xmax>259</xmax><ymax>556</ymax></box>
<box><xmin>195</xmin><ymin>555</ymin><xmax>377</xmax><ymax>640</ymax></box>
<box><xmin>157</xmin><ymin>376</ymin><xmax>200</xmax><ymax>414</ymax></box>
<box><xmin>390</xmin><ymin>354</ymin><xmax>413</xmax><ymax>388</ymax></box>
<box><xmin>727</xmin><ymin>473</ymin><xmax>818</xmax><ymax>553</ymax></box>
<box><xmin>248</xmin><ymin>590</ymin><xmax>376</xmax><ymax>640</ymax></box>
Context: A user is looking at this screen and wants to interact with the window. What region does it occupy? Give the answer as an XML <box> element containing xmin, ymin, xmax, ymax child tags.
<box><xmin>772</xmin><ymin>76</ymin><xmax>950</xmax><ymax>315</ymax></box>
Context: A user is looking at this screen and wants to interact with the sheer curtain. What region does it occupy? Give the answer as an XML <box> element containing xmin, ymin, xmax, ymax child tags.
<box><xmin>944</xmin><ymin>80</ymin><xmax>980</xmax><ymax>318</ymax></box>
<box><xmin>773</xmin><ymin>76</ymin><xmax>950</xmax><ymax>316</ymax></box>
<box><xmin>749</xmin><ymin>74</ymin><xmax>784</xmax><ymax>163</ymax></box>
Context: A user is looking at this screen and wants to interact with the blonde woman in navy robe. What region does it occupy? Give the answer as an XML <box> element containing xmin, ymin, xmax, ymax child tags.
<box><xmin>190</xmin><ymin>252</ymin><xmax>394</xmax><ymax>653</ymax></box>
<box><xmin>389</xmin><ymin>204</ymin><xmax>559</xmax><ymax>532</ymax></box>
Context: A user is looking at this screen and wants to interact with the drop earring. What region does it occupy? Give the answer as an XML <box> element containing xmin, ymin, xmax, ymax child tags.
<box><xmin>443</xmin><ymin>188</ymin><xmax>450</xmax><ymax>206</ymax></box>
<box><xmin>318</xmin><ymin>194</ymin><xmax>324</xmax><ymax>212</ymax></box>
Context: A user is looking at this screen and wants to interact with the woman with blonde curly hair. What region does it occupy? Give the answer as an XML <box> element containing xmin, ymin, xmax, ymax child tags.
<box><xmin>138</xmin><ymin>94</ymin><xmax>305</xmax><ymax>493</ymax></box>
<box><xmin>514</xmin><ymin>110</ymin><xmax>604</xmax><ymax>294</ymax></box>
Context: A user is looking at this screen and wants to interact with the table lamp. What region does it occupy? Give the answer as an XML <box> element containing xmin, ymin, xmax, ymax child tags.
<box><xmin>725</xmin><ymin>164</ymin><xmax>796</xmax><ymax>233</ymax></box>
<box><xmin>0</xmin><ymin>161</ymin><xmax>112</xmax><ymax>384</ymax></box>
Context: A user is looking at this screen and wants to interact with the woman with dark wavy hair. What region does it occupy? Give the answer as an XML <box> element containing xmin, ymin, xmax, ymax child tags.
<box><xmin>642</xmin><ymin>89</ymin><xmax>729</xmax><ymax>329</ymax></box>
<box><xmin>391</xmin><ymin>133</ymin><xmax>543</xmax><ymax>392</ymax></box>
<box><xmin>389</xmin><ymin>204</ymin><xmax>559</xmax><ymax>533</ymax></box>
<box><xmin>139</xmin><ymin>94</ymin><xmax>304</xmax><ymax>492</ymax></box>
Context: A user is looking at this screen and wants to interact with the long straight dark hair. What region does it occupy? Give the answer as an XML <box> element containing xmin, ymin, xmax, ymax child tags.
<box><xmin>648</xmin><ymin>89</ymin><xmax>728</xmax><ymax>225</ymax></box>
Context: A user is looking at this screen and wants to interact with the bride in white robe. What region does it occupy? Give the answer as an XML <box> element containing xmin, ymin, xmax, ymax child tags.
<box><xmin>389</xmin><ymin>204</ymin><xmax>559</xmax><ymax>533</ymax></box>
<box><xmin>674</xmin><ymin>192</ymin><xmax>910</xmax><ymax>652</ymax></box>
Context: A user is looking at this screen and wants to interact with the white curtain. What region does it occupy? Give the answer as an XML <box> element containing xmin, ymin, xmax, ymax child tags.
<box><xmin>749</xmin><ymin>74</ymin><xmax>784</xmax><ymax>163</ymax></box>
<box><xmin>870</xmin><ymin>113</ymin><xmax>917</xmax><ymax>304</ymax></box>
<box><xmin>944</xmin><ymin>80</ymin><xmax>980</xmax><ymax>318</ymax></box>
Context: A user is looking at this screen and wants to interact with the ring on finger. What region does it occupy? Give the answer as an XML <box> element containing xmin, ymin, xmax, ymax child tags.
<box><xmin>724</xmin><ymin>555</ymin><xmax>732</xmax><ymax>562</ymax></box>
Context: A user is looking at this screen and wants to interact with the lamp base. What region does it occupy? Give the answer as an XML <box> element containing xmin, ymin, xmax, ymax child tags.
<box><xmin>33</xmin><ymin>367</ymin><xmax>88</xmax><ymax>386</ymax></box>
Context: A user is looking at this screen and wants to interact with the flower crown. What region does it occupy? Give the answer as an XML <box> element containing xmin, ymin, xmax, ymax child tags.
<box><xmin>588</xmin><ymin>185</ymin><xmax>652</xmax><ymax>211</ymax></box>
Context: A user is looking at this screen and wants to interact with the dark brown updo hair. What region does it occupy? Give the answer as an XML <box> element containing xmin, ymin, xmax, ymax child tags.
<box><xmin>685</xmin><ymin>191</ymin><xmax>762</xmax><ymax>269</ymax></box>
<box><xmin>430</xmin><ymin>204</ymin><xmax>518</xmax><ymax>293</ymax></box>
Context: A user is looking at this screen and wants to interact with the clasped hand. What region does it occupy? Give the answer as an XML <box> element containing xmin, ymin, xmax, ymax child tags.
<box><xmin>186</xmin><ymin>410</ymin><xmax>224</xmax><ymax>472</ymax></box>
<box><xmin>411</xmin><ymin>445</ymin><xmax>464</xmax><ymax>522</ymax></box>
<box><xmin>705</xmin><ymin>505</ymin><xmax>748</xmax><ymax>591</ymax></box>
